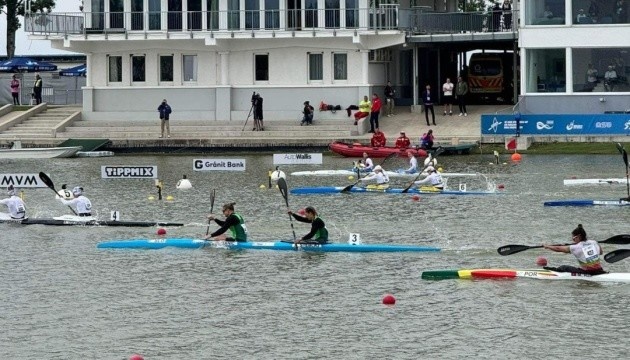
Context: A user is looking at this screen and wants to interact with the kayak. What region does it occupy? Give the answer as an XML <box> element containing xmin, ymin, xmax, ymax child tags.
<box><xmin>290</xmin><ymin>169</ymin><xmax>479</xmax><ymax>178</ymax></box>
<box><xmin>97</xmin><ymin>238</ymin><xmax>441</xmax><ymax>253</ymax></box>
<box><xmin>328</xmin><ymin>142</ymin><xmax>428</xmax><ymax>158</ymax></box>
<box><xmin>0</xmin><ymin>213</ymin><xmax>183</xmax><ymax>227</ymax></box>
<box><xmin>421</xmin><ymin>269</ymin><xmax>630</xmax><ymax>283</ymax></box>
<box><xmin>543</xmin><ymin>199</ymin><xmax>630</xmax><ymax>207</ymax></box>
<box><xmin>563</xmin><ymin>178</ymin><xmax>628</xmax><ymax>186</ymax></box>
<box><xmin>290</xmin><ymin>186</ymin><xmax>498</xmax><ymax>195</ymax></box>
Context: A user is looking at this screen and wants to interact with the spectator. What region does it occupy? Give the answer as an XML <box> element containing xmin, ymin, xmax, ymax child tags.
<box><xmin>371</xmin><ymin>128</ymin><xmax>387</xmax><ymax>147</ymax></box>
<box><xmin>455</xmin><ymin>76</ymin><xmax>469</xmax><ymax>117</ymax></box>
<box><xmin>33</xmin><ymin>73</ymin><xmax>42</xmax><ymax>105</ymax></box>
<box><xmin>585</xmin><ymin>63</ymin><xmax>598</xmax><ymax>91</ymax></box>
<box><xmin>301</xmin><ymin>101</ymin><xmax>314</xmax><ymax>126</ymax></box>
<box><xmin>604</xmin><ymin>65</ymin><xmax>618</xmax><ymax>92</ymax></box>
<box><xmin>157</xmin><ymin>99</ymin><xmax>172</xmax><ymax>138</ymax></box>
<box><xmin>421</xmin><ymin>84</ymin><xmax>436</xmax><ymax>126</ymax></box>
<box><xmin>395</xmin><ymin>131</ymin><xmax>411</xmax><ymax>149</ymax></box>
<box><xmin>420</xmin><ymin>129</ymin><xmax>434</xmax><ymax>150</ymax></box>
<box><xmin>492</xmin><ymin>2</ymin><xmax>502</xmax><ymax>31</ymax></box>
<box><xmin>614</xmin><ymin>0</ymin><xmax>627</xmax><ymax>23</ymax></box>
<box><xmin>442</xmin><ymin>78</ymin><xmax>454</xmax><ymax>116</ymax></box>
<box><xmin>384</xmin><ymin>81</ymin><xmax>395</xmax><ymax>117</ymax></box>
<box><xmin>10</xmin><ymin>74</ymin><xmax>20</xmax><ymax>105</ymax></box>
<box><xmin>354</xmin><ymin>95</ymin><xmax>371</xmax><ymax>125</ymax></box>
<box><xmin>369</xmin><ymin>93</ymin><xmax>382</xmax><ymax>133</ymax></box>
<box><xmin>576</xmin><ymin>9</ymin><xmax>588</xmax><ymax>23</ymax></box>
<box><xmin>543</xmin><ymin>6</ymin><xmax>554</xmax><ymax>19</ymax></box>
<box><xmin>502</xmin><ymin>0</ymin><xmax>512</xmax><ymax>30</ymax></box>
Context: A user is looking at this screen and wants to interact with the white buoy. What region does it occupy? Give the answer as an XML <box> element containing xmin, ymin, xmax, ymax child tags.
<box><xmin>176</xmin><ymin>175</ymin><xmax>192</xmax><ymax>190</ymax></box>
<box><xmin>270</xmin><ymin>169</ymin><xmax>286</xmax><ymax>182</ymax></box>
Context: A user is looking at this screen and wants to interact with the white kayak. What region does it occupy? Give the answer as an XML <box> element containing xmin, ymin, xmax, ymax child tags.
<box><xmin>563</xmin><ymin>178</ymin><xmax>629</xmax><ymax>186</ymax></box>
<box><xmin>290</xmin><ymin>169</ymin><xmax>479</xmax><ymax>178</ymax></box>
<box><xmin>422</xmin><ymin>268</ymin><xmax>630</xmax><ymax>283</ymax></box>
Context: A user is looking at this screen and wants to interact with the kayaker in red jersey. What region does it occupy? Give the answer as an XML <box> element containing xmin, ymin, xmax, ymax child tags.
<box><xmin>370</xmin><ymin>128</ymin><xmax>386</xmax><ymax>147</ymax></box>
<box><xmin>542</xmin><ymin>224</ymin><xmax>606</xmax><ymax>275</ymax></box>
<box><xmin>288</xmin><ymin>206</ymin><xmax>328</xmax><ymax>245</ymax></box>
<box><xmin>395</xmin><ymin>131</ymin><xmax>411</xmax><ymax>148</ymax></box>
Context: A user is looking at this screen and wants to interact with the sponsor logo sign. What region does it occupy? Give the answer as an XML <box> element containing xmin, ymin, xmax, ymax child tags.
<box><xmin>273</xmin><ymin>153</ymin><xmax>323</xmax><ymax>165</ymax></box>
<box><xmin>193</xmin><ymin>159</ymin><xmax>246</xmax><ymax>171</ymax></box>
<box><xmin>0</xmin><ymin>173</ymin><xmax>47</xmax><ymax>188</ymax></box>
<box><xmin>101</xmin><ymin>166</ymin><xmax>158</xmax><ymax>179</ymax></box>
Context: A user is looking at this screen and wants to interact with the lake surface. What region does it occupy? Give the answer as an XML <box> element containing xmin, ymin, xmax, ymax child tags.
<box><xmin>1</xmin><ymin>153</ymin><xmax>630</xmax><ymax>359</ymax></box>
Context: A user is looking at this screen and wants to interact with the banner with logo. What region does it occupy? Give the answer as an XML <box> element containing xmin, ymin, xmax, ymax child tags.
<box><xmin>0</xmin><ymin>174</ymin><xmax>47</xmax><ymax>188</ymax></box>
<box><xmin>273</xmin><ymin>153</ymin><xmax>323</xmax><ymax>165</ymax></box>
<box><xmin>101</xmin><ymin>166</ymin><xmax>158</xmax><ymax>179</ymax></box>
<box><xmin>481</xmin><ymin>114</ymin><xmax>630</xmax><ymax>135</ymax></box>
<box><xmin>193</xmin><ymin>159</ymin><xmax>246</xmax><ymax>171</ymax></box>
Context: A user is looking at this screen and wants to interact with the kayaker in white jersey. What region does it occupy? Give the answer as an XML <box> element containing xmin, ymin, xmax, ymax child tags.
<box><xmin>360</xmin><ymin>152</ymin><xmax>374</xmax><ymax>172</ymax></box>
<box><xmin>0</xmin><ymin>185</ymin><xmax>26</xmax><ymax>219</ymax></box>
<box><xmin>414</xmin><ymin>166</ymin><xmax>444</xmax><ymax>189</ymax></box>
<box><xmin>58</xmin><ymin>186</ymin><xmax>93</xmax><ymax>216</ymax></box>
<box><xmin>403</xmin><ymin>151</ymin><xmax>418</xmax><ymax>174</ymax></box>
<box><xmin>360</xmin><ymin>165</ymin><xmax>390</xmax><ymax>187</ymax></box>
<box><xmin>542</xmin><ymin>224</ymin><xmax>606</xmax><ymax>275</ymax></box>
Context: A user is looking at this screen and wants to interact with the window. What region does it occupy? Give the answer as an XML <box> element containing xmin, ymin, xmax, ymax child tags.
<box><xmin>325</xmin><ymin>0</ymin><xmax>340</xmax><ymax>28</ymax></box>
<box><xmin>305</xmin><ymin>0</ymin><xmax>318</xmax><ymax>28</ymax></box>
<box><xmin>265</xmin><ymin>0</ymin><xmax>280</xmax><ymax>29</ymax></box>
<box><xmin>228</xmin><ymin>0</ymin><xmax>240</xmax><ymax>30</ymax></box>
<box><xmin>526</xmin><ymin>49</ymin><xmax>565</xmax><ymax>93</ymax></box>
<box><xmin>245</xmin><ymin>0</ymin><xmax>260</xmax><ymax>29</ymax></box>
<box><xmin>131</xmin><ymin>0</ymin><xmax>143</xmax><ymax>30</ymax></box>
<box><xmin>345</xmin><ymin>0</ymin><xmax>358</xmax><ymax>28</ymax></box>
<box><xmin>188</xmin><ymin>0</ymin><xmax>202</xmax><ymax>30</ymax></box>
<box><xmin>108</xmin><ymin>56</ymin><xmax>122</xmax><ymax>82</ymax></box>
<box><xmin>525</xmin><ymin>0</ymin><xmax>566</xmax><ymax>25</ymax></box>
<box><xmin>309</xmin><ymin>53</ymin><xmax>323</xmax><ymax>81</ymax></box>
<box><xmin>132</xmin><ymin>55</ymin><xmax>146</xmax><ymax>82</ymax></box>
<box><xmin>207</xmin><ymin>0</ymin><xmax>219</xmax><ymax>30</ymax></box>
<box><xmin>333</xmin><ymin>53</ymin><xmax>347</xmax><ymax>80</ymax></box>
<box><xmin>183</xmin><ymin>55</ymin><xmax>198</xmax><ymax>81</ymax></box>
<box><xmin>255</xmin><ymin>54</ymin><xmax>269</xmax><ymax>81</ymax></box>
<box><xmin>148</xmin><ymin>0</ymin><xmax>161</xmax><ymax>30</ymax></box>
<box><xmin>160</xmin><ymin>55</ymin><xmax>174</xmax><ymax>82</ymax></box>
<box><xmin>572</xmin><ymin>48</ymin><xmax>630</xmax><ymax>93</ymax></box>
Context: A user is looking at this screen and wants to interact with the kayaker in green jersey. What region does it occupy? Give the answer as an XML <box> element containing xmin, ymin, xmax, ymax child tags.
<box><xmin>542</xmin><ymin>224</ymin><xmax>606</xmax><ymax>275</ymax></box>
<box><xmin>206</xmin><ymin>202</ymin><xmax>248</xmax><ymax>242</ymax></box>
<box><xmin>288</xmin><ymin>206</ymin><xmax>328</xmax><ymax>245</ymax></box>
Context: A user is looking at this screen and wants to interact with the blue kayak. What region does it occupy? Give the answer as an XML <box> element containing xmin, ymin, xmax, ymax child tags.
<box><xmin>544</xmin><ymin>199</ymin><xmax>630</xmax><ymax>207</ymax></box>
<box><xmin>97</xmin><ymin>238</ymin><xmax>441</xmax><ymax>253</ymax></box>
<box><xmin>290</xmin><ymin>186</ymin><xmax>497</xmax><ymax>195</ymax></box>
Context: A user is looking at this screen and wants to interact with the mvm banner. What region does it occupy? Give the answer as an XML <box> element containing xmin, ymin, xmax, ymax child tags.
<box><xmin>0</xmin><ymin>173</ymin><xmax>48</xmax><ymax>188</ymax></box>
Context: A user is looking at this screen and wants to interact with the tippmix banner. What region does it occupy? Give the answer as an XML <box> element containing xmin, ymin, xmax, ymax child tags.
<box><xmin>101</xmin><ymin>166</ymin><xmax>158</xmax><ymax>179</ymax></box>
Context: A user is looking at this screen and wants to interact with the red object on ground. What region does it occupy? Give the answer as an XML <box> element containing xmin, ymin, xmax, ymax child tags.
<box><xmin>329</xmin><ymin>141</ymin><xmax>427</xmax><ymax>158</ymax></box>
<box><xmin>382</xmin><ymin>294</ymin><xmax>396</xmax><ymax>305</ymax></box>
<box><xmin>157</xmin><ymin>228</ymin><xmax>166</xmax><ymax>235</ymax></box>
<box><xmin>506</xmin><ymin>138</ymin><xmax>517</xmax><ymax>151</ymax></box>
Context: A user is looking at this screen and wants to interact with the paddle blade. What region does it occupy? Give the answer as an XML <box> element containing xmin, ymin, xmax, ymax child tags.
<box><xmin>601</xmin><ymin>234</ymin><xmax>630</xmax><ymax>245</ymax></box>
<box><xmin>497</xmin><ymin>244</ymin><xmax>540</xmax><ymax>256</ymax></box>
<box><xmin>616</xmin><ymin>142</ymin><xmax>625</xmax><ymax>154</ymax></box>
<box><xmin>277</xmin><ymin>177</ymin><xmax>290</xmax><ymax>207</ymax></box>
<box><xmin>38</xmin><ymin>172</ymin><xmax>56</xmax><ymax>191</ymax></box>
<box><xmin>604</xmin><ymin>249</ymin><xmax>630</xmax><ymax>264</ymax></box>
<box><xmin>623</xmin><ymin>149</ymin><xmax>629</xmax><ymax>168</ymax></box>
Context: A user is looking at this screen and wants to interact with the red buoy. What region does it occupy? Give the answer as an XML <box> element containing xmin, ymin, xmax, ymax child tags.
<box><xmin>536</xmin><ymin>256</ymin><xmax>548</xmax><ymax>267</ymax></box>
<box><xmin>157</xmin><ymin>228</ymin><xmax>166</xmax><ymax>235</ymax></box>
<box><xmin>129</xmin><ymin>355</ymin><xmax>144</xmax><ymax>360</ymax></box>
<box><xmin>411</xmin><ymin>195</ymin><xmax>420</xmax><ymax>201</ymax></box>
<box><xmin>497</xmin><ymin>184</ymin><xmax>505</xmax><ymax>190</ymax></box>
<box><xmin>511</xmin><ymin>153</ymin><xmax>522</xmax><ymax>162</ymax></box>
<box><xmin>382</xmin><ymin>294</ymin><xmax>396</xmax><ymax>305</ymax></box>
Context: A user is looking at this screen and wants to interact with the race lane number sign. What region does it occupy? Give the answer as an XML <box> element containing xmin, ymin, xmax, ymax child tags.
<box><xmin>193</xmin><ymin>159</ymin><xmax>246</xmax><ymax>171</ymax></box>
<box><xmin>101</xmin><ymin>166</ymin><xmax>158</xmax><ymax>179</ymax></box>
<box><xmin>0</xmin><ymin>173</ymin><xmax>48</xmax><ymax>188</ymax></box>
<box><xmin>273</xmin><ymin>153</ymin><xmax>323</xmax><ymax>165</ymax></box>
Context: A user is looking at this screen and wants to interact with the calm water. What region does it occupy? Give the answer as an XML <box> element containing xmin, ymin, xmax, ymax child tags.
<box><xmin>1</xmin><ymin>153</ymin><xmax>630</xmax><ymax>359</ymax></box>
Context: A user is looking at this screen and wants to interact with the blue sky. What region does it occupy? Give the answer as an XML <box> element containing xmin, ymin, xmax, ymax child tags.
<box><xmin>0</xmin><ymin>1</ymin><xmax>79</xmax><ymax>56</ymax></box>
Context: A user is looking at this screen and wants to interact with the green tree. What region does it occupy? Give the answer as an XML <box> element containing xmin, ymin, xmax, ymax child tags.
<box><xmin>0</xmin><ymin>0</ymin><xmax>56</xmax><ymax>58</ymax></box>
<box><xmin>459</xmin><ymin>0</ymin><xmax>491</xmax><ymax>12</ymax></box>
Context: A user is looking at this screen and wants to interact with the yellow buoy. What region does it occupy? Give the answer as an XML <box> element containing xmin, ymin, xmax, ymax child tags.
<box><xmin>259</xmin><ymin>184</ymin><xmax>266</xmax><ymax>189</ymax></box>
<box><xmin>166</xmin><ymin>195</ymin><xmax>174</xmax><ymax>201</ymax></box>
<box><xmin>437</xmin><ymin>167</ymin><xmax>443</xmax><ymax>172</ymax></box>
<box><xmin>148</xmin><ymin>195</ymin><xmax>155</xmax><ymax>200</ymax></box>
<box><xmin>348</xmin><ymin>175</ymin><xmax>354</xmax><ymax>180</ymax></box>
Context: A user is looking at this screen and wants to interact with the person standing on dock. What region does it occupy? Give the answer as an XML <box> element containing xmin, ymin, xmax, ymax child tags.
<box><xmin>206</xmin><ymin>202</ymin><xmax>248</xmax><ymax>242</ymax></box>
<box><xmin>542</xmin><ymin>224</ymin><xmax>606</xmax><ymax>275</ymax></box>
<box><xmin>1</xmin><ymin>185</ymin><xmax>26</xmax><ymax>219</ymax></box>
<box><xmin>384</xmin><ymin>81</ymin><xmax>395</xmax><ymax>117</ymax></box>
<box><xmin>10</xmin><ymin>74</ymin><xmax>20</xmax><ymax>105</ymax></box>
<box><xmin>288</xmin><ymin>206</ymin><xmax>328</xmax><ymax>244</ymax></box>
<box><xmin>369</xmin><ymin>93</ymin><xmax>382</xmax><ymax>133</ymax></box>
<box><xmin>58</xmin><ymin>187</ymin><xmax>92</xmax><ymax>217</ymax></box>
<box><xmin>442</xmin><ymin>78</ymin><xmax>454</xmax><ymax>116</ymax></box>
<box><xmin>33</xmin><ymin>73</ymin><xmax>42</xmax><ymax>105</ymax></box>
<box><xmin>421</xmin><ymin>84</ymin><xmax>436</xmax><ymax>126</ymax></box>
<box><xmin>158</xmin><ymin>99</ymin><xmax>172</xmax><ymax>138</ymax></box>
<box><xmin>455</xmin><ymin>76</ymin><xmax>468</xmax><ymax>117</ymax></box>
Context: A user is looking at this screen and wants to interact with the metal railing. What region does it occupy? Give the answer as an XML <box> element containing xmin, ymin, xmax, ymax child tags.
<box><xmin>406</xmin><ymin>9</ymin><xmax>519</xmax><ymax>34</ymax></box>
<box><xmin>25</xmin><ymin>6</ymin><xmax>400</xmax><ymax>36</ymax></box>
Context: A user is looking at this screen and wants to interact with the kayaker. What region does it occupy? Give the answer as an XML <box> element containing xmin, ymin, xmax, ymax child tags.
<box><xmin>370</xmin><ymin>128</ymin><xmax>387</xmax><ymax>147</ymax></box>
<box><xmin>395</xmin><ymin>131</ymin><xmax>411</xmax><ymax>148</ymax></box>
<box><xmin>542</xmin><ymin>224</ymin><xmax>606</xmax><ymax>275</ymax></box>
<box><xmin>0</xmin><ymin>185</ymin><xmax>26</xmax><ymax>219</ymax></box>
<box><xmin>206</xmin><ymin>202</ymin><xmax>248</xmax><ymax>242</ymax></box>
<box><xmin>403</xmin><ymin>151</ymin><xmax>418</xmax><ymax>174</ymax></box>
<box><xmin>414</xmin><ymin>166</ymin><xmax>444</xmax><ymax>190</ymax></box>
<box><xmin>360</xmin><ymin>165</ymin><xmax>390</xmax><ymax>188</ymax></box>
<box><xmin>58</xmin><ymin>186</ymin><xmax>93</xmax><ymax>216</ymax></box>
<box><xmin>360</xmin><ymin>152</ymin><xmax>374</xmax><ymax>172</ymax></box>
<box><xmin>288</xmin><ymin>206</ymin><xmax>328</xmax><ymax>244</ymax></box>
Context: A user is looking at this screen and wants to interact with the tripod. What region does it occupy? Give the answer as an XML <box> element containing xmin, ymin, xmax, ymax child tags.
<box><xmin>241</xmin><ymin>103</ymin><xmax>255</xmax><ymax>131</ymax></box>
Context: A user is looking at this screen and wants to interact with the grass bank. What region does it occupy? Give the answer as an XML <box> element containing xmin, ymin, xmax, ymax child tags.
<box><xmin>477</xmin><ymin>142</ymin><xmax>630</xmax><ymax>155</ymax></box>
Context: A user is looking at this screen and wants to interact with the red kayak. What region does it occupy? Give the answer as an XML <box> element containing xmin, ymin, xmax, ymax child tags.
<box><xmin>329</xmin><ymin>141</ymin><xmax>428</xmax><ymax>158</ymax></box>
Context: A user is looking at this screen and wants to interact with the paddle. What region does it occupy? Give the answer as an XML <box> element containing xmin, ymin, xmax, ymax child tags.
<box><xmin>205</xmin><ymin>188</ymin><xmax>216</xmax><ymax>236</ymax></box>
<box><xmin>604</xmin><ymin>249</ymin><xmax>630</xmax><ymax>263</ymax></box>
<box><xmin>497</xmin><ymin>234</ymin><xmax>630</xmax><ymax>256</ymax></box>
<box><xmin>277</xmin><ymin>177</ymin><xmax>297</xmax><ymax>242</ymax></box>
<box><xmin>616</xmin><ymin>143</ymin><xmax>630</xmax><ymax>200</ymax></box>
<box><xmin>341</xmin><ymin>153</ymin><xmax>396</xmax><ymax>193</ymax></box>
<box><xmin>401</xmin><ymin>146</ymin><xmax>444</xmax><ymax>193</ymax></box>
<box><xmin>38</xmin><ymin>172</ymin><xmax>78</xmax><ymax>215</ymax></box>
